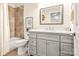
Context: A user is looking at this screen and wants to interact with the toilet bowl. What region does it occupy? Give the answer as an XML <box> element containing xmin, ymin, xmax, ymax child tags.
<box><xmin>10</xmin><ymin>37</ymin><xmax>29</xmax><ymax>55</ymax></box>
<box><xmin>10</xmin><ymin>37</ymin><xmax>27</xmax><ymax>48</ymax></box>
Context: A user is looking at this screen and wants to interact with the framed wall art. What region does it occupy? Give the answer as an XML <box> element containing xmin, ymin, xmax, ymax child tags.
<box><xmin>25</xmin><ymin>17</ymin><xmax>33</xmax><ymax>28</ymax></box>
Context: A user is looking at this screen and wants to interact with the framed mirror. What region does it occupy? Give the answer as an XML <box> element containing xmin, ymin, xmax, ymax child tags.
<box><xmin>40</xmin><ymin>5</ymin><xmax>63</xmax><ymax>25</ymax></box>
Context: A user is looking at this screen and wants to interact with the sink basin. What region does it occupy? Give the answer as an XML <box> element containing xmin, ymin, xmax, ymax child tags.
<box><xmin>10</xmin><ymin>38</ymin><xmax>28</xmax><ymax>48</ymax></box>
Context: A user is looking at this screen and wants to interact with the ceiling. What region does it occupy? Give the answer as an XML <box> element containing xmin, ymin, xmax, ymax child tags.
<box><xmin>8</xmin><ymin>3</ymin><xmax>39</xmax><ymax>8</ymax></box>
<box><xmin>8</xmin><ymin>3</ymin><xmax>24</xmax><ymax>8</ymax></box>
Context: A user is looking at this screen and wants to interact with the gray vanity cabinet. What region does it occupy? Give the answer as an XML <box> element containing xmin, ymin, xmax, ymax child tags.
<box><xmin>37</xmin><ymin>39</ymin><xmax>46</xmax><ymax>56</ymax></box>
<box><xmin>29</xmin><ymin>31</ymin><xmax>74</xmax><ymax>56</ymax></box>
<box><xmin>46</xmin><ymin>41</ymin><xmax>59</xmax><ymax>56</ymax></box>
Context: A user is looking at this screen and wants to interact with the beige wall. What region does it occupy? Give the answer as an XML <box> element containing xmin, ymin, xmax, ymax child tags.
<box><xmin>24</xmin><ymin>3</ymin><xmax>39</xmax><ymax>39</ymax></box>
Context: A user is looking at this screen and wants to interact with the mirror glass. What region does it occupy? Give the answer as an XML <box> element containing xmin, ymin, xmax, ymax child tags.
<box><xmin>40</xmin><ymin>5</ymin><xmax>63</xmax><ymax>25</ymax></box>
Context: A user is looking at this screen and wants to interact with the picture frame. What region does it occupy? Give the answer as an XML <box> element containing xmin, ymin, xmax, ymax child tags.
<box><xmin>40</xmin><ymin>5</ymin><xmax>63</xmax><ymax>25</ymax></box>
<box><xmin>25</xmin><ymin>17</ymin><xmax>33</xmax><ymax>28</ymax></box>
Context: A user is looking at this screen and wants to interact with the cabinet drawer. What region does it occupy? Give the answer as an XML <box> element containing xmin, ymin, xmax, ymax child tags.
<box><xmin>61</xmin><ymin>36</ymin><xmax>73</xmax><ymax>43</ymax></box>
<box><xmin>61</xmin><ymin>43</ymin><xmax>74</xmax><ymax>55</ymax></box>
<box><xmin>61</xmin><ymin>53</ymin><xmax>74</xmax><ymax>56</ymax></box>
<box><xmin>61</xmin><ymin>43</ymin><xmax>74</xmax><ymax>50</ymax></box>
<box><xmin>29</xmin><ymin>38</ymin><xmax>36</xmax><ymax>46</ymax></box>
<box><xmin>29</xmin><ymin>45</ymin><xmax>36</xmax><ymax>55</ymax></box>
<box><xmin>29</xmin><ymin>33</ymin><xmax>36</xmax><ymax>38</ymax></box>
<box><xmin>37</xmin><ymin>33</ymin><xmax>59</xmax><ymax>41</ymax></box>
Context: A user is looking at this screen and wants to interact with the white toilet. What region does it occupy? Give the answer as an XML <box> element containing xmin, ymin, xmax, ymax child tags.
<box><xmin>10</xmin><ymin>37</ymin><xmax>29</xmax><ymax>55</ymax></box>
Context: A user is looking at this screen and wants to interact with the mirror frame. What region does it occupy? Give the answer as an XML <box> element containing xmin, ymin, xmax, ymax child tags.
<box><xmin>40</xmin><ymin>5</ymin><xmax>63</xmax><ymax>25</ymax></box>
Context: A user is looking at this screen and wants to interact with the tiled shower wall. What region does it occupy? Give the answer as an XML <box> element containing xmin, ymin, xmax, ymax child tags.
<box><xmin>8</xmin><ymin>6</ymin><xmax>15</xmax><ymax>37</ymax></box>
<box><xmin>8</xmin><ymin>5</ymin><xmax>24</xmax><ymax>38</ymax></box>
<box><xmin>15</xmin><ymin>6</ymin><xmax>24</xmax><ymax>38</ymax></box>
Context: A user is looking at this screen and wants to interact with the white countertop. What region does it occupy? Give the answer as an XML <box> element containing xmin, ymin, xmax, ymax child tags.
<box><xmin>29</xmin><ymin>29</ymin><xmax>74</xmax><ymax>35</ymax></box>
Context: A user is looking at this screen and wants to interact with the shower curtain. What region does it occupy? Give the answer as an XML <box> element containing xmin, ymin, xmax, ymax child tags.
<box><xmin>0</xmin><ymin>3</ymin><xmax>4</xmax><ymax>56</ymax></box>
<box><xmin>3</xmin><ymin>4</ymin><xmax>10</xmax><ymax>55</ymax></box>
